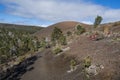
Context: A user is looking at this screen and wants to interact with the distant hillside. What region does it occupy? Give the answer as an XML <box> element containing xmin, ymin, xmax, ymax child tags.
<box><xmin>100</xmin><ymin>21</ymin><xmax>120</xmax><ymax>32</ymax></box>
<box><xmin>0</xmin><ymin>23</ymin><xmax>44</xmax><ymax>34</ymax></box>
<box><xmin>34</xmin><ymin>21</ymin><xmax>120</xmax><ymax>80</ymax></box>
<box><xmin>35</xmin><ymin>21</ymin><xmax>91</xmax><ymax>39</ymax></box>
<box><xmin>1</xmin><ymin>20</ymin><xmax>120</xmax><ymax>80</ymax></box>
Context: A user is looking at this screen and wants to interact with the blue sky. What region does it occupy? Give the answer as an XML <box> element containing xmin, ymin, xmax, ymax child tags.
<box><xmin>89</xmin><ymin>0</ymin><xmax>120</xmax><ymax>9</ymax></box>
<box><xmin>0</xmin><ymin>0</ymin><xmax>120</xmax><ymax>27</ymax></box>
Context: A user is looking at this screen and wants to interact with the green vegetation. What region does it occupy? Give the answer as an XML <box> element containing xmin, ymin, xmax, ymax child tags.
<box><xmin>70</xmin><ymin>59</ymin><xmax>77</xmax><ymax>70</ymax></box>
<box><xmin>87</xmin><ymin>16</ymin><xmax>104</xmax><ymax>41</ymax></box>
<box><xmin>0</xmin><ymin>27</ymin><xmax>40</xmax><ymax>64</ymax></box>
<box><xmin>93</xmin><ymin>15</ymin><xmax>103</xmax><ymax>28</ymax></box>
<box><xmin>40</xmin><ymin>37</ymin><xmax>47</xmax><ymax>48</ymax></box>
<box><xmin>53</xmin><ymin>47</ymin><xmax>62</xmax><ymax>54</ymax></box>
<box><xmin>59</xmin><ymin>35</ymin><xmax>67</xmax><ymax>45</ymax></box>
<box><xmin>0</xmin><ymin>23</ymin><xmax>43</xmax><ymax>34</ymax></box>
<box><xmin>51</xmin><ymin>27</ymin><xmax>67</xmax><ymax>45</ymax></box>
<box><xmin>75</xmin><ymin>25</ymin><xmax>85</xmax><ymax>35</ymax></box>
<box><xmin>83</xmin><ymin>56</ymin><xmax>92</xmax><ymax>68</ymax></box>
<box><xmin>67</xmin><ymin>31</ymin><xmax>72</xmax><ymax>36</ymax></box>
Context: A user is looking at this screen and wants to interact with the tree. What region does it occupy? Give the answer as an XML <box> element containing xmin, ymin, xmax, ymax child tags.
<box><xmin>75</xmin><ymin>25</ymin><xmax>85</xmax><ymax>35</ymax></box>
<box><xmin>93</xmin><ymin>15</ymin><xmax>103</xmax><ymax>28</ymax></box>
<box><xmin>51</xmin><ymin>27</ymin><xmax>63</xmax><ymax>41</ymax></box>
<box><xmin>0</xmin><ymin>27</ymin><xmax>40</xmax><ymax>65</ymax></box>
<box><xmin>51</xmin><ymin>27</ymin><xmax>62</xmax><ymax>44</ymax></box>
<box><xmin>59</xmin><ymin>35</ymin><xmax>67</xmax><ymax>45</ymax></box>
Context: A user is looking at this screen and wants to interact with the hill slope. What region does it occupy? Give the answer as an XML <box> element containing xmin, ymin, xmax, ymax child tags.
<box><xmin>1</xmin><ymin>21</ymin><xmax>119</xmax><ymax>80</ymax></box>
<box><xmin>35</xmin><ymin>21</ymin><xmax>91</xmax><ymax>39</ymax></box>
<box><xmin>34</xmin><ymin>21</ymin><xmax>120</xmax><ymax>80</ymax></box>
<box><xmin>0</xmin><ymin>23</ymin><xmax>44</xmax><ymax>34</ymax></box>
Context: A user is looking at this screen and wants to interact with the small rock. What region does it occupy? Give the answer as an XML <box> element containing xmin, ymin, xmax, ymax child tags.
<box><xmin>100</xmin><ymin>65</ymin><xmax>104</xmax><ymax>69</ymax></box>
<box><xmin>62</xmin><ymin>47</ymin><xmax>70</xmax><ymax>52</ymax></box>
<box><xmin>86</xmin><ymin>64</ymin><xmax>104</xmax><ymax>76</ymax></box>
<box><xmin>86</xmin><ymin>64</ymin><xmax>98</xmax><ymax>75</ymax></box>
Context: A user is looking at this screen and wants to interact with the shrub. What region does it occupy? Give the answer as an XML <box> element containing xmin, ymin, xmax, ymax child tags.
<box><xmin>83</xmin><ymin>56</ymin><xmax>91</xmax><ymax>68</ymax></box>
<box><xmin>53</xmin><ymin>47</ymin><xmax>62</xmax><ymax>54</ymax></box>
<box><xmin>70</xmin><ymin>59</ymin><xmax>77</xmax><ymax>70</ymax></box>
<box><xmin>51</xmin><ymin>27</ymin><xmax>67</xmax><ymax>45</ymax></box>
<box><xmin>70</xmin><ymin>59</ymin><xmax>77</xmax><ymax>67</ymax></box>
<box><xmin>0</xmin><ymin>55</ymin><xmax>8</xmax><ymax>64</ymax></box>
<box><xmin>67</xmin><ymin>31</ymin><xmax>72</xmax><ymax>36</ymax></box>
<box><xmin>51</xmin><ymin>27</ymin><xmax>63</xmax><ymax>42</ymax></box>
<box><xmin>59</xmin><ymin>35</ymin><xmax>67</xmax><ymax>45</ymax></box>
<box><xmin>40</xmin><ymin>37</ymin><xmax>46</xmax><ymax>48</ymax></box>
<box><xmin>103</xmin><ymin>26</ymin><xmax>110</xmax><ymax>35</ymax></box>
<box><xmin>0</xmin><ymin>27</ymin><xmax>39</xmax><ymax>65</ymax></box>
<box><xmin>88</xmin><ymin>32</ymin><xmax>104</xmax><ymax>41</ymax></box>
<box><xmin>113</xmin><ymin>22</ymin><xmax>120</xmax><ymax>26</ymax></box>
<box><xmin>93</xmin><ymin>15</ymin><xmax>103</xmax><ymax>28</ymax></box>
<box><xmin>75</xmin><ymin>25</ymin><xmax>85</xmax><ymax>35</ymax></box>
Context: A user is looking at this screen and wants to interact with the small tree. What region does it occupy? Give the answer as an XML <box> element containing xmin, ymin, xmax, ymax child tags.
<box><xmin>59</xmin><ymin>35</ymin><xmax>67</xmax><ymax>45</ymax></box>
<box><xmin>93</xmin><ymin>15</ymin><xmax>103</xmax><ymax>28</ymax></box>
<box><xmin>75</xmin><ymin>25</ymin><xmax>85</xmax><ymax>35</ymax></box>
<box><xmin>51</xmin><ymin>27</ymin><xmax>67</xmax><ymax>45</ymax></box>
<box><xmin>51</xmin><ymin>27</ymin><xmax>63</xmax><ymax>41</ymax></box>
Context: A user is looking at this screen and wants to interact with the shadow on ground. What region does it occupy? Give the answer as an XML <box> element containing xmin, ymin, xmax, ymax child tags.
<box><xmin>0</xmin><ymin>55</ymin><xmax>39</xmax><ymax>80</ymax></box>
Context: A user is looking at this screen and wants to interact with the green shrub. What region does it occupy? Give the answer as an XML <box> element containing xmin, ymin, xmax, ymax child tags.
<box><xmin>53</xmin><ymin>47</ymin><xmax>62</xmax><ymax>54</ymax></box>
<box><xmin>51</xmin><ymin>27</ymin><xmax>63</xmax><ymax>43</ymax></box>
<box><xmin>51</xmin><ymin>27</ymin><xmax>67</xmax><ymax>45</ymax></box>
<box><xmin>40</xmin><ymin>37</ymin><xmax>46</xmax><ymax>48</ymax></box>
<box><xmin>70</xmin><ymin>59</ymin><xmax>77</xmax><ymax>70</ymax></box>
<box><xmin>70</xmin><ymin>59</ymin><xmax>77</xmax><ymax>67</ymax></box>
<box><xmin>67</xmin><ymin>31</ymin><xmax>72</xmax><ymax>36</ymax></box>
<box><xmin>0</xmin><ymin>55</ymin><xmax>8</xmax><ymax>64</ymax></box>
<box><xmin>76</xmin><ymin>25</ymin><xmax>85</xmax><ymax>35</ymax></box>
<box><xmin>93</xmin><ymin>15</ymin><xmax>103</xmax><ymax>28</ymax></box>
<box><xmin>59</xmin><ymin>35</ymin><xmax>67</xmax><ymax>45</ymax></box>
<box><xmin>84</xmin><ymin>56</ymin><xmax>91</xmax><ymax>68</ymax></box>
<box><xmin>0</xmin><ymin>27</ymin><xmax>40</xmax><ymax>65</ymax></box>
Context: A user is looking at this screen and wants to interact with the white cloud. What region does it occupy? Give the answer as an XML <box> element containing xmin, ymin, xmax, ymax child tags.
<box><xmin>41</xmin><ymin>24</ymin><xmax>49</xmax><ymax>27</ymax></box>
<box><xmin>82</xmin><ymin>21</ymin><xmax>93</xmax><ymax>24</ymax></box>
<box><xmin>1</xmin><ymin>0</ymin><xmax>120</xmax><ymax>23</ymax></box>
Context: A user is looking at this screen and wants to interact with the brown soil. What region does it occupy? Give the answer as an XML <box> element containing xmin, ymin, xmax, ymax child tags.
<box><xmin>34</xmin><ymin>21</ymin><xmax>91</xmax><ymax>39</ymax></box>
<box><xmin>23</xmin><ymin>21</ymin><xmax>120</xmax><ymax>80</ymax></box>
<box><xmin>21</xmin><ymin>49</ymin><xmax>84</xmax><ymax>80</ymax></box>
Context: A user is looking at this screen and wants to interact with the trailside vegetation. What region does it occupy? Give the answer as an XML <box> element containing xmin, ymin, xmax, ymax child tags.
<box><xmin>0</xmin><ymin>27</ymin><xmax>40</xmax><ymax>64</ymax></box>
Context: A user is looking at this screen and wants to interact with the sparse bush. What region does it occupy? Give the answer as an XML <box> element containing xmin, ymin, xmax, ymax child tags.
<box><xmin>40</xmin><ymin>37</ymin><xmax>47</xmax><ymax>48</ymax></box>
<box><xmin>53</xmin><ymin>47</ymin><xmax>62</xmax><ymax>54</ymax></box>
<box><xmin>70</xmin><ymin>59</ymin><xmax>77</xmax><ymax>70</ymax></box>
<box><xmin>113</xmin><ymin>22</ymin><xmax>120</xmax><ymax>26</ymax></box>
<box><xmin>51</xmin><ymin>27</ymin><xmax>67</xmax><ymax>45</ymax></box>
<box><xmin>103</xmin><ymin>26</ymin><xmax>110</xmax><ymax>35</ymax></box>
<box><xmin>67</xmin><ymin>31</ymin><xmax>72</xmax><ymax>36</ymax></box>
<box><xmin>75</xmin><ymin>25</ymin><xmax>85</xmax><ymax>35</ymax></box>
<box><xmin>51</xmin><ymin>27</ymin><xmax>63</xmax><ymax>42</ymax></box>
<box><xmin>83</xmin><ymin>56</ymin><xmax>92</xmax><ymax>68</ymax></box>
<box><xmin>59</xmin><ymin>35</ymin><xmax>67</xmax><ymax>45</ymax></box>
<box><xmin>0</xmin><ymin>27</ymin><xmax>40</xmax><ymax>65</ymax></box>
<box><xmin>0</xmin><ymin>55</ymin><xmax>8</xmax><ymax>64</ymax></box>
<box><xmin>88</xmin><ymin>32</ymin><xmax>104</xmax><ymax>41</ymax></box>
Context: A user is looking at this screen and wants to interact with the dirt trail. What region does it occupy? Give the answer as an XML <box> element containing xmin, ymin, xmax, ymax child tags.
<box><xmin>21</xmin><ymin>49</ymin><xmax>84</xmax><ymax>80</ymax></box>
